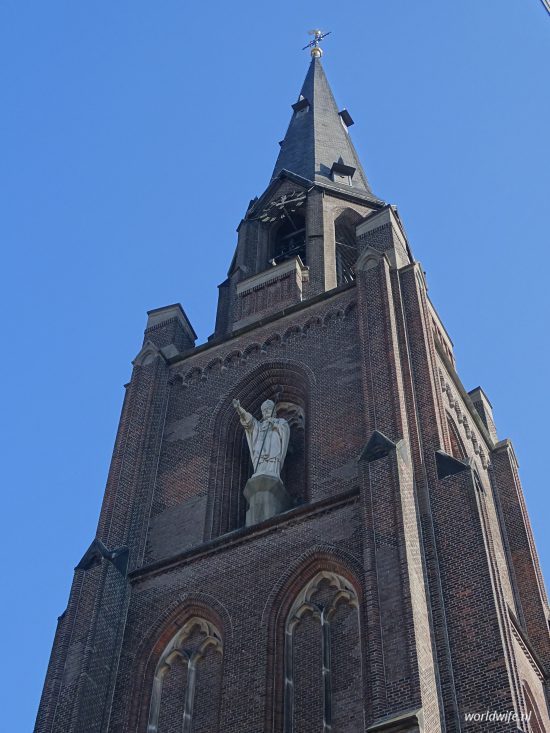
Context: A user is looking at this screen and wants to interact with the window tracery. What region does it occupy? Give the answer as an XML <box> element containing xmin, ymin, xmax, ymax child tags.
<box><xmin>147</xmin><ymin>618</ymin><xmax>223</xmax><ymax>733</ymax></box>
<box><xmin>283</xmin><ymin>571</ymin><xmax>362</xmax><ymax>733</ymax></box>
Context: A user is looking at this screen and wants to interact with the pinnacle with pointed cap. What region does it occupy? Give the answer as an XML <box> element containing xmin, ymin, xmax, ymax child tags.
<box><xmin>272</xmin><ymin>56</ymin><xmax>374</xmax><ymax>196</ymax></box>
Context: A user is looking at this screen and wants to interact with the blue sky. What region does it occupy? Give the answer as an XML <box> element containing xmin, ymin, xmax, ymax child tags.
<box><xmin>1</xmin><ymin>2</ymin><xmax>549</xmax><ymax>728</ymax></box>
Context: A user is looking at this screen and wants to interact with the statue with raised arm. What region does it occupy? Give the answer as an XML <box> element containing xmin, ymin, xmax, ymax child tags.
<box><xmin>232</xmin><ymin>398</ymin><xmax>290</xmax><ymax>479</ymax></box>
<box><xmin>232</xmin><ymin>398</ymin><xmax>293</xmax><ymax>525</ymax></box>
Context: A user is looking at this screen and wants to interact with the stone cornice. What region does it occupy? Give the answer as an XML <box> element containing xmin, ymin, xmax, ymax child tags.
<box><xmin>493</xmin><ymin>438</ymin><xmax>519</xmax><ymax>467</ymax></box>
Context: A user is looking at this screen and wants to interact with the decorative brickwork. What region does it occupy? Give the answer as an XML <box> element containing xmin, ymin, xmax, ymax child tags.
<box><xmin>233</xmin><ymin>257</ymin><xmax>309</xmax><ymax>330</ymax></box>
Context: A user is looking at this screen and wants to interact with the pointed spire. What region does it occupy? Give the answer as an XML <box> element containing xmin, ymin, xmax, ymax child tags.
<box><xmin>272</xmin><ymin>57</ymin><xmax>373</xmax><ymax>195</ymax></box>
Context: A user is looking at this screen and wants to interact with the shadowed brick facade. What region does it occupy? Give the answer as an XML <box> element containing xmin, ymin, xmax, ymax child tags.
<box><xmin>35</xmin><ymin>55</ymin><xmax>550</xmax><ymax>733</ymax></box>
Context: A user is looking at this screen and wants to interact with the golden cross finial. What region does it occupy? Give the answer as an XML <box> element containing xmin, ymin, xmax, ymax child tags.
<box><xmin>302</xmin><ymin>29</ymin><xmax>331</xmax><ymax>58</ymax></box>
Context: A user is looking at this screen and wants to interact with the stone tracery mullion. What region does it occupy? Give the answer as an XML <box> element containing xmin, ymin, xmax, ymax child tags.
<box><xmin>283</xmin><ymin>572</ymin><xmax>359</xmax><ymax>733</ymax></box>
<box><xmin>283</xmin><ymin>622</ymin><xmax>295</xmax><ymax>733</ymax></box>
<box><xmin>321</xmin><ymin>608</ymin><xmax>332</xmax><ymax>733</ymax></box>
<box><xmin>147</xmin><ymin>675</ymin><xmax>164</xmax><ymax>733</ymax></box>
<box><xmin>182</xmin><ymin>655</ymin><xmax>197</xmax><ymax>733</ymax></box>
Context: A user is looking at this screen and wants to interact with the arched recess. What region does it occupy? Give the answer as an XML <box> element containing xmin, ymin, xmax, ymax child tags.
<box><xmin>334</xmin><ymin>209</ymin><xmax>363</xmax><ymax>286</ymax></box>
<box><xmin>146</xmin><ymin>616</ymin><xmax>223</xmax><ymax>733</ymax></box>
<box><xmin>522</xmin><ymin>681</ymin><xmax>546</xmax><ymax>733</ymax></box>
<box><xmin>206</xmin><ymin>361</ymin><xmax>312</xmax><ymax>539</ymax></box>
<box><xmin>128</xmin><ymin>601</ymin><xmax>227</xmax><ymax>733</ymax></box>
<box><xmin>447</xmin><ymin>413</ymin><xmax>467</xmax><ymax>460</ymax></box>
<box><xmin>266</xmin><ymin>554</ymin><xmax>365</xmax><ymax>733</ymax></box>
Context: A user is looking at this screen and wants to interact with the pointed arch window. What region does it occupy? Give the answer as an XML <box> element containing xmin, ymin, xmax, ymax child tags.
<box><xmin>147</xmin><ymin>618</ymin><xmax>223</xmax><ymax>733</ymax></box>
<box><xmin>283</xmin><ymin>571</ymin><xmax>363</xmax><ymax>732</ymax></box>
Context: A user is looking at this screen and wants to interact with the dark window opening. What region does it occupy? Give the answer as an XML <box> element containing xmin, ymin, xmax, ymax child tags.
<box><xmin>335</xmin><ymin>210</ymin><xmax>362</xmax><ymax>286</ymax></box>
<box><xmin>271</xmin><ymin>211</ymin><xmax>306</xmax><ymax>266</ymax></box>
<box><xmin>276</xmin><ymin>402</ymin><xmax>306</xmax><ymax>507</ymax></box>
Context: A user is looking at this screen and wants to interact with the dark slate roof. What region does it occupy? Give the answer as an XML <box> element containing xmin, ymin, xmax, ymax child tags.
<box><xmin>271</xmin><ymin>57</ymin><xmax>373</xmax><ymax>194</ymax></box>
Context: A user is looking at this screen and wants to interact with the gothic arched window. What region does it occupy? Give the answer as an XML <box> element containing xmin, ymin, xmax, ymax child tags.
<box><xmin>334</xmin><ymin>209</ymin><xmax>363</xmax><ymax>286</ymax></box>
<box><xmin>283</xmin><ymin>571</ymin><xmax>363</xmax><ymax>732</ymax></box>
<box><xmin>147</xmin><ymin>618</ymin><xmax>223</xmax><ymax>733</ymax></box>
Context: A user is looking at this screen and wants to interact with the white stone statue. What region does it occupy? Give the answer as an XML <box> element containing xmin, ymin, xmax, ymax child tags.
<box><xmin>232</xmin><ymin>399</ymin><xmax>290</xmax><ymax>479</ymax></box>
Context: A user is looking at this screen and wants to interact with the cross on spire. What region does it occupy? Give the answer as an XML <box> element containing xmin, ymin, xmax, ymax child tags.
<box><xmin>302</xmin><ymin>29</ymin><xmax>331</xmax><ymax>58</ymax></box>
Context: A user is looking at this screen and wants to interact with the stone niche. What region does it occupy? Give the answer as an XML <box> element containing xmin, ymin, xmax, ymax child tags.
<box><xmin>233</xmin><ymin>256</ymin><xmax>309</xmax><ymax>330</ymax></box>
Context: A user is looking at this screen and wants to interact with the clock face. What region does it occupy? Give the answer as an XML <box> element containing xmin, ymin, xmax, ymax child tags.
<box><xmin>258</xmin><ymin>190</ymin><xmax>306</xmax><ymax>224</ymax></box>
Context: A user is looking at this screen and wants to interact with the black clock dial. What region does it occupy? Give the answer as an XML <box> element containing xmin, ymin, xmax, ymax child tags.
<box><xmin>258</xmin><ymin>190</ymin><xmax>306</xmax><ymax>224</ymax></box>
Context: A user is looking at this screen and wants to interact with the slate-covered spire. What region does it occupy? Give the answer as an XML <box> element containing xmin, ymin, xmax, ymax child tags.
<box><xmin>272</xmin><ymin>56</ymin><xmax>373</xmax><ymax>194</ymax></box>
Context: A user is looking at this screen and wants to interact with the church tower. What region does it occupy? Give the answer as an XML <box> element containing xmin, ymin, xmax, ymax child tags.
<box><xmin>36</xmin><ymin>41</ymin><xmax>550</xmax><ymax>733</ymax></box>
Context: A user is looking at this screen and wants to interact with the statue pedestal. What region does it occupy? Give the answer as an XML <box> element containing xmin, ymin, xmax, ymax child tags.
<box><xmin>243</xmin><ymin>475</ymin><xmax>293</xmax><ymax>526</ymax></box>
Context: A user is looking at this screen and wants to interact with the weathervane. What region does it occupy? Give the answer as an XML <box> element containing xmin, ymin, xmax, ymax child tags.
<box><xmin>302</xmin><ymin>29</ymin><xmax>331</xmax><ymax>58</ymax></box>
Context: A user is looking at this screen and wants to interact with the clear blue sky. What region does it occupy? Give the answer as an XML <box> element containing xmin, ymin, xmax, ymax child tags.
<box><xmin>1</xmin><ymin>2</ymin><xmax>548</xmax><ymax>729</ymax></box>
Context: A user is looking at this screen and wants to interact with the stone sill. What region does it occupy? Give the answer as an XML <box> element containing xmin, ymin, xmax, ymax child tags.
<box><xmin>129</xmin><ymin>487</ymin><xmax>359</xmax><ymax>583</ymax></box>
<box><xmin>366</xmin><ymin>708</ymin><xmax>422</xmax><ymax>733</ymax></box>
